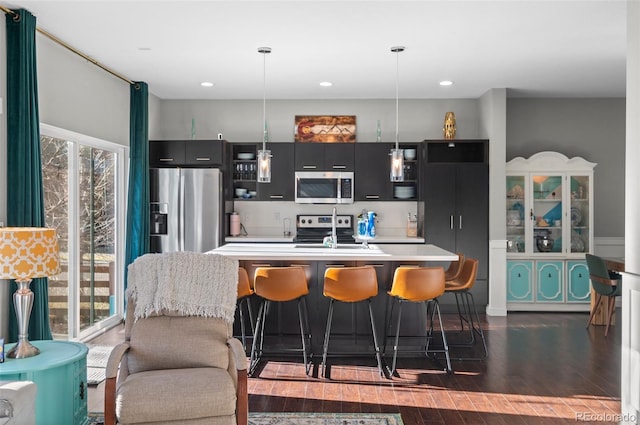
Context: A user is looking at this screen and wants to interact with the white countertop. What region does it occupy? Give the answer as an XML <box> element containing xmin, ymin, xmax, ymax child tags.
<box><xmin>211</xmin><ymin>243</ymin><xmax>457</xmax><ymax>262</ymax></box>
<box><xmin>225</xmin><ymin>235</ymin><xmax>295</xmax><ymax>243</ymax></box>
<box><xmin>225</xmin><ymin>235</ymin><xmax>424</xmax><ymax>244</ymax></box>
<box><xmin>353</xmin><ymin>235</ymin><xmax>425</xmax><ymax>244</ymax></box>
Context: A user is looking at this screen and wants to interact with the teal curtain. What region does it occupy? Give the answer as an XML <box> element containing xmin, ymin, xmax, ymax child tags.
<box><xmin>5</xmin><ymin>9</ymin><xmax>52</xmax><ymax>341</ymax></box>
<box><xmin>124</xmin><ymin>82</ymin><xmax>150</xmax><ymax>290</ymax></box>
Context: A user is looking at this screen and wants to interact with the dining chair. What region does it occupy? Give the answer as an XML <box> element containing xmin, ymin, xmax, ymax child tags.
<box><xmin>585</xmin><ymin>253</ymin><xmax>622</xmax><ymax>336</ymax></box>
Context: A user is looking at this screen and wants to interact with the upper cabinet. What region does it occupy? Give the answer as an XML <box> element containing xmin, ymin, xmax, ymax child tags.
<box><xmin>231</xmin><ymin>143</ymin><xmax>295</xmax><ymax>201</ymax></box>
<box><xmin>149</xmin><ymin>140</ymin><xmax>225</xmax><ymax>168</ymax></box>
<box><xmin>506</xmin><ymin>152</ymin><xmax>595</xmax><ymax>257</ymax></box>
<box><xmin>354</xmin><ymin>143</ymin><xmax>421</xmax><ymax>201</ymax></box>
<box><xmin>294</xmin><ymin>143</ymin><xmax>355</xmax><ymax>171</ymax></box>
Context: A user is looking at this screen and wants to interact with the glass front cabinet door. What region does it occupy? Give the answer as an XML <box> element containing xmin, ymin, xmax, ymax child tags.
<box><xmin>506</xmin><ymin>152</ymin><xmax>596</xmax><ymax>311</ymax></box>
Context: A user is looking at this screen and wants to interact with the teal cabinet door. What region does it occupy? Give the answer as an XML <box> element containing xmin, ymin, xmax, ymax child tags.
<box><xmin>567</xmin><ymin>260</ymin><xmax>590</xmax><ymax>302</ymax></box>
<box><xmin>507</xmin><ymin>260</ymin><xmax>534</xmax><ymax>302</ymax></box>
<box><xmin>537</xmin><ymin>261</ymin><xmax>564</xmax><ymax>302</ymax></box>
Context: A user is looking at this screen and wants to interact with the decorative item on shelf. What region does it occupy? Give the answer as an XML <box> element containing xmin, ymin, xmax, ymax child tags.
<box><xmin>536</xmin><ymin>235</ymin><xmax>554</xmax><ymax>252</ymax></box>
<box><xmin>0</xmin><ymin>227</ymin><xmax>60</xmax><ymax>358</ymax></box>
<box><xmin>294</xmin><ymin>115</ymin><xmax>357</xmax><ymax>143</ymax></box>
<box><xmin>390</xmin><ymin>46</ymin><xmax>405</xmax><ymax>182</ymax></box>
<box><xmin>257</xmin><ymin>47</ymin><xmax>272</xmax><ymax>183</ymax></box>
<box><xmin>443</xmin><ymin>112</ymin><xmax>456</xmax><ymax>140</ymax></box>
<box><xmin>376</xmin><ymin>119</ymin><xmax>382</xmax><ymax>142</ymax></box>
<box><xmin>230</xmin><ymin>212</ymin><xmax>241</xmax><ymax>236</ymax></box>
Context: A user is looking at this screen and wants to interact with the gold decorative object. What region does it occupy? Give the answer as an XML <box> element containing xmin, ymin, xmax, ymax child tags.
<box><xmin>443</xmin><ymin>111</ymin><xmax>456</xmax><ymax>140</ymax></box>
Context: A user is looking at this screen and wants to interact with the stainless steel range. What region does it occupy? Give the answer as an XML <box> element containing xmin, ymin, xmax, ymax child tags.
<box><xmin>294</xmin><ymin>214</ymin><xmax>355</xmax><ymax>244</ymax></box>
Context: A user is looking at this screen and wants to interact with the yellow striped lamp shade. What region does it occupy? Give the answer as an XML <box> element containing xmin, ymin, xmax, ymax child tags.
<box><xmin>0</xmin><ymin>227</ymin><xmax>60</xmax><ymax>280</ymax></box>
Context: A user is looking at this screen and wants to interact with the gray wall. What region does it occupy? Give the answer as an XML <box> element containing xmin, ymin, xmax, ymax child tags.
<box><xmin>157</xmin><ymin>99</ymin><xmax>481</xmax><ymax>143</ymax></box>
<box><xmin>506</xmin><ymin>98</ymin><xmax>625</xmax><ymax>237</ymax></box>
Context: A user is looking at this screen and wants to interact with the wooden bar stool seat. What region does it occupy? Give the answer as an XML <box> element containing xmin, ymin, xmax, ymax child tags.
<box><xmin>321</xmin><ymin>266</ymin><xmax>385</xmax><ymax>379</ymax></box>
<box><xmin>250</xmin><ymin>266</ymin><xmax>312</xmax><ymax>377</ymax></box>
<box><xmin>386</xmin><ymin>266</ymin><xmax>452</xmax><ymax>376</ymax></box>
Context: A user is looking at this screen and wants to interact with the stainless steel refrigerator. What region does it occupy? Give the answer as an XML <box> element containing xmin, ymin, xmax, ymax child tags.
<box><xmin>149</xmin><ymin>168</ymin><xmax>223</xmax><ymax>253</ymax></box>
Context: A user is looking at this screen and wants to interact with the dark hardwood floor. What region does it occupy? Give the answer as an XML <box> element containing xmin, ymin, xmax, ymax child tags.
<box><xmin>88</xmin><ymin>310</ymin><xmax>622</xmax><ymax>425</ymax></box>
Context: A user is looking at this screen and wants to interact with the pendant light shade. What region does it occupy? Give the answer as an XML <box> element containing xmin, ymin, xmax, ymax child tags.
<box><xmin>257</xmin><ymin>47</ymin><xmax>272</xmax><ymax>183</ymax></box>
<box><xmin>390</xmin><ymin>46</ymin><xmax>405</xmax><ymax>182</ymax></box>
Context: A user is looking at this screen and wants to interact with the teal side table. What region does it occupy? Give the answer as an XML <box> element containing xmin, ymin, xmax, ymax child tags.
<box><xmin>0</xmin><ymin>340</ymin><xmax>88</xmax><ymax>425</ymax></box>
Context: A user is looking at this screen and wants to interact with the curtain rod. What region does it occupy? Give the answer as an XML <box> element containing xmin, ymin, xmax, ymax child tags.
<box><xmin>1</xmin><ymin>5</ymin><xmax>135</xmax><ymax>86</ymax></box>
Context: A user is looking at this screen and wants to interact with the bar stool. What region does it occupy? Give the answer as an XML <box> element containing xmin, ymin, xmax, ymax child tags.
<box><xmin>444</xmin><ymin>258</ymin><xmax>488</xmax><ymax>358</ymax></box>
<box><xmin>321</xmin><ymin>266</ymin><xmax>384</xmax><ymax>378</ymax></box>
<box><xmin>444</xmin><ymin>253</ymin><xmax>465</xmax><ymax>331</ymax></box>
<box><xmin>445</xmin><ymin>252</ymin><xmax>465</xmax><ymax>282</ymax></box>
<box><xmin>250</xmin><ymin>266</ymin><xmax>312</xmax><ymax>376</ymax></box>
<box><xmin>386</xmin><ymin>266</ymin><xmax>452</xmax><ymax>376</ymax></box>
<box><xmin>237</xmin><ymin>267</ymin><xmax>255</xmax><ymax>352</ymax></box>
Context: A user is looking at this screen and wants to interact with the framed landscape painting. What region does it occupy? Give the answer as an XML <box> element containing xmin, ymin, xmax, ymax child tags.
<box><xmin>294</xmin><ymin>115</ymin><xmax>356</xmax><ymax>143</ymax></box>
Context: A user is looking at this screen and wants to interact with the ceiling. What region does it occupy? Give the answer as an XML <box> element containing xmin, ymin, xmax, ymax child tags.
<box><xmin>4</xmin><ymin>0</ymin><xmax>628</xmax><ymax>100</ymax></box>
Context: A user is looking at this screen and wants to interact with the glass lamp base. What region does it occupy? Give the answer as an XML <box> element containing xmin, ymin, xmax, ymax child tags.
<box><xmin>7</xmin><ymin>339</ymin><xmax>40</xmax><ymax>359</ymax></box>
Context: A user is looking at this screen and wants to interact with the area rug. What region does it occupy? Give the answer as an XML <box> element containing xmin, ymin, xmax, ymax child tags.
<box><xmin>87</xmin><ymin>345</ymin><xmax>114</xmax><ymax>385</ymax></box>
<box><xmin>88</xmin><ymin>412</ymin><xmax>404</xmax><ymax>425</ymax></box>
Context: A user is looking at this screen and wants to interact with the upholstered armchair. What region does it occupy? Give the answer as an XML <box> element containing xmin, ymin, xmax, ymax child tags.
<box><xmin>104</xmin><ymin>252</ymin><xmax>248</xmax><ymax>425</ymax></box>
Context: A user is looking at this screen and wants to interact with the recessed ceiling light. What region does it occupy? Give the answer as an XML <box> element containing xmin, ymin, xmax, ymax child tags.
<box><xmin>439</xmin><ymin>80</ymin><xmax>454</xmax><ymax>86</ymax></box>
<box><xmin>319</xmin><ymin>81</ymin><xmax>333</xmax><ymax>87</ymax></box>
<box><xmin>201</xmin><ymin>82</ymin><xmax>214</xmax><ymax>87</ymax></box>
<box><xmin>138</xmin><ymin>47</ymin><xmax>152</xmax><ymax>51</ymax></box>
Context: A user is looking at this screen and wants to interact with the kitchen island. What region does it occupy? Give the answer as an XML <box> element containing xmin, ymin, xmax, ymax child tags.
<box><xmin>212</xmin><ymin>243</ymin><xmax>458</xmax><ymax>365</ymax></box>
<box><xmin>212</xmin><ymin>242</ymin><xmax>457</xmax><ymax>262</ymax></box>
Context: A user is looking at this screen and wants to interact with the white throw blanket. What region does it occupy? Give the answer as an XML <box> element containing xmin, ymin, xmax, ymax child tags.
<box><xmin>126</xmin><ymin>252</ymin><xmax>239</xmax><ymax>324</ymax></box>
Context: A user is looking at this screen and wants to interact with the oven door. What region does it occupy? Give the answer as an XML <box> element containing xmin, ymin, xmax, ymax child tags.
<box><xmin>294</xmin><ymin>171</ymin><xmax>353</xmax><ymax>204</ymax></box>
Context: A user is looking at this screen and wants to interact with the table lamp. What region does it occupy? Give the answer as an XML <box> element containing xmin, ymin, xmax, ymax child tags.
<box><xmin>0</xmin><ymin>227</ymin><xmax>60</xmax><ymax>358</ymax></box>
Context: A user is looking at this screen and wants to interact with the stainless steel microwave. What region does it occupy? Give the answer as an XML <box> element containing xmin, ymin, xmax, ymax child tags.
<box><xmin>294</xmin><ymin>171</ymin><xmax>354</xmax><ymax>204</ymax></box>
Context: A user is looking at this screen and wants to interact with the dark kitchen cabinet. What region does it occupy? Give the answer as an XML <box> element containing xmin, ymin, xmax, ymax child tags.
<box><xmin>294</xmin><ymin>143</ymin><xmax>355</xmax><ymax>171</ymax></box>
<box><xmin>423</xmin><ymin>140</ymin><xmax>488</xmax><ymax>307</ymax></box>
<box><xmin>354</xmin><ymin>143</ymin><xmax>420</xmax><ymax>201</ymax></box>
<box><xmin>258</xmin><ymin>143</ymin><xmax>295</xmax><ymax>201</ymax></box>
<box><xmin>149</xmin><ymin>140</ymin><xmax>225</xmax><ymax>167</ymax></box>
<box><xmin>354</xmin><ymin>143</ymin><xmax>393</xmax><ymax>201</ymax></box>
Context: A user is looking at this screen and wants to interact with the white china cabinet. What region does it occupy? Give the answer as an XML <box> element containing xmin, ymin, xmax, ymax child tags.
<box><xmin>506</xmin><ymin>152</ymin><xmax>596</xmax><ymax>311</ymax></box>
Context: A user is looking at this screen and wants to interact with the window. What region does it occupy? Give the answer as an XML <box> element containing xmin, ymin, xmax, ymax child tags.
<box><xmin>40</xmin><ymin>124</ymin><xmax>127</xmax><ymax>340</ymax></box>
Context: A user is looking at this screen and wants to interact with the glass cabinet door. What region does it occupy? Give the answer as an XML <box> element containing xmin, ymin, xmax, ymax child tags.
<box><xmin>569</xmin><ymin>175</ymin><xmax>589</xmax><ymax>253</ymax></box>
<box><xmin>532</xmin><ymin>175</ymin><xmax>563</xmax><ymax>253</ymax></box>
<box><xmin>506</xmin><ymin>175</ymin><xmax>525</xmax><ymax>253</ymax></box>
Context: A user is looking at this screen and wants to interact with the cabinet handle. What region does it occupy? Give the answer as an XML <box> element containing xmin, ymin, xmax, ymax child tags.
<box><xmin>270</xmin><ymin>195</ymin><xmax>284</xmax><ymax>199</ymax></box>
<box><xmin>195</xmin><ymin>157</ymin><xmax>211</xmax><ymax>161</ymax></box>
<box><xmin>80</xmin><ymin>381</ymin><xmax>85</xmax><ymax>400</ymax></box>
<box><xmin>332</xmin><ymin>165</ymin><xmax>347</xmax><ymax>169</ymax></box>
<box><xmin>517</xmin><ymin>273</ymin><xmax>521</xmax><ymax>277</ymax></box>
<box><xmin>303</xmin><ymin>165</ymin><xmax>317</xmax><ymax>169</ymax></box>
<box><xmin>450</xmin><ymin>215</ymin><xmax>454</xmax><ymax>230</ymax></box>
<box><xmin>325</xmin><ymin>264</ymin><xmax>345</xmax><ymax>268</ymax></box>
<box><xmin>252</xmin><ymin>263</ymin><xmax>273</xmax><ymax>267</ymax></box>
<box><xmin>548</xmin><ymin>273</ymin><xmax>552</xmax><ymax>278</ymax></box>
<box><xmin>365</xmin><ymin>195</ymin><xmax>380</xmax><ymax>199</ymax></box>
<box><xmin>459</xmin><ymin>215</ymin><xmax>463</xmax><ymax>230</ymax></box>
<box><xmin>530</xmin><ymin>209</ymin><xmax>534</xmax><ymax>221</ymax></box>
<box><xmin>363</xmin><ymin>263</ymin><xmax>385</xmax><ymax>268</ymax></box>
<box><xmin>159</xmin><ymin>158</ymin><xmax>174</xmax><ymax>162</ymax></box>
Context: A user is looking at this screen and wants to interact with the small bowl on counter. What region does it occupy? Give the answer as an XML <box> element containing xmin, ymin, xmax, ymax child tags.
<box><xmin>235</xmin><ymin>188</ymin><xmax>248</xmax><ymax>197</ymax></box>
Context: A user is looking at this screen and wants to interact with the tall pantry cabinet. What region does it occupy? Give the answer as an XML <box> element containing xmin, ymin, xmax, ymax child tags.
<box><xmin>422</xmin><ymin>140</ymin><xmax>489</xmax><ymax>307</ymax></box>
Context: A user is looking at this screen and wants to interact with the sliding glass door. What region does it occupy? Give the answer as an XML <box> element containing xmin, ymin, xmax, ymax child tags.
<box><xmin>40</xmin><ymin>124</ymin><xmax>127</xmax><ymax>340</ymax></box>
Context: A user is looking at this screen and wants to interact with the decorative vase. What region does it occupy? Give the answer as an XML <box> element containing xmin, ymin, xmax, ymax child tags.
<box><xmin>443</xmin><ymin>112</ymin><xmax>456</xmax><ymax>140</ymax></box>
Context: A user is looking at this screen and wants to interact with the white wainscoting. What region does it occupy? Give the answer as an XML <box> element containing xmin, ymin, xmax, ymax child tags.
<box><xmin>593</xmin><ymin>237</ymin><xmax>625</xmax><ymax>258</ymax></box>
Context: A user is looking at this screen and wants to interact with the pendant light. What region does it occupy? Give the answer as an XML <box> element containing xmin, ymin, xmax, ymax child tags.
<box><xmin>257</xmin><ymin>47</ymin><xmax>272</xmax><ymax>183</ymax></box>
<box><xmin>390</xmin><ymin>46</ymin><xmax>405</xmax><ymax>182</ymax></box>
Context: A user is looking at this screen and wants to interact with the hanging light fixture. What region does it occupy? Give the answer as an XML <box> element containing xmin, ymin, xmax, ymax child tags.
<box><xmin>257</xmin><ymin>47</ymin><xmax>272</xmax><ymax>183</ymax></box>
<box><xmin>390</xmin><ymin>46</ymin><xmax>405</xmax><ymax>182</ymax></box>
